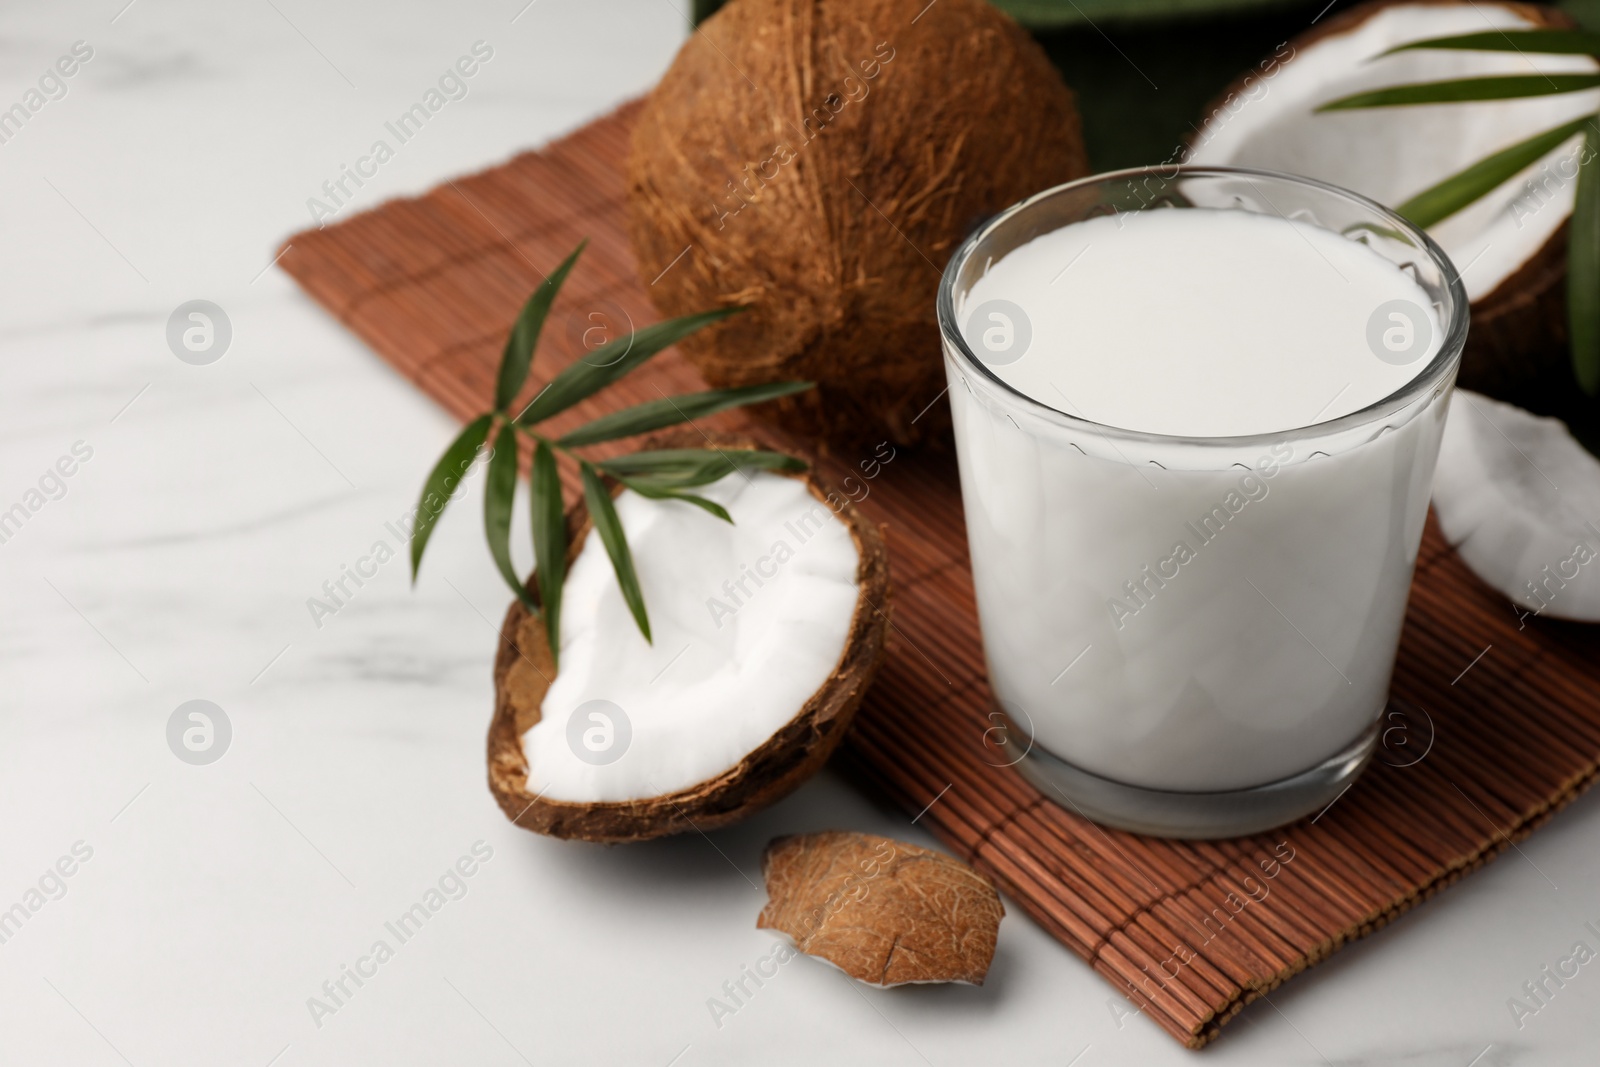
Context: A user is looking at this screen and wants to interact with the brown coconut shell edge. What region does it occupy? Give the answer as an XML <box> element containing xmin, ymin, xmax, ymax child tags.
<box><xmin>486</xmin><ymin>431</ymin><xmax>892</xmax><ymax>843</ymax></box>
<box><xmin>1187</xmin><ymin>0</ymin><xmax>1579</xmax><ymax>400</ymax></box>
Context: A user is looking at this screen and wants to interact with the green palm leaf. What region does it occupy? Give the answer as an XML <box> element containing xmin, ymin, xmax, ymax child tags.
<box><xmin>515</xmin><ymin>308</ymin><xmax>741</xmax><ymax>428</ymax></box>
<box><xmin>408</xmin><ymin>237</ymin><xmax>813</xmax><ymax>653</ymax></box>
<box><xmin>410</xmin><ymin>414</ymin><xmax>492</xmax><ymax>581</ymax></box>
<box><xmin>1572</xmin><ymin>125</ymin><xmax>1600</xmax><ymax>394</ymax></box>
<box><xmin>618</xmin><ymin>478</ymin><xmax>734</xmax><ymax>523</ymax></box>
<box><xmin>493</xmin><ymin>243</ymin><xmax>584</xmax><ymax>412</ymax></box>
<box><xmin>530</xmin><ymin>440</ymin><xmax>567</xmax><ymax>664</ymax></box>
<box><xmin>1383</xmin><ymin>29</ymin><xmax>1600</xmax><ymax>58</ymax></box>
<box><xmin>580</xmin><ymin>463</ymin><xmax>651</xmax><ymax>643</ymax></box>
<box><xmin>1394</xmin><ymin>115</ymin><xmax>1595</xmax><ymax>228</ymax></box>
<box><xmin>484</xmin><ymin>426</ymin><xmax>533</xmax><ymax>608</ymax></box>
<box><xmin>1318</xmin><ymin>74</ymin><xmax>1600</xmax><ymax>111</ymax></box>
<box><xmin>598</xmin><ymin>448</ymin><xmax>805</xmax><ymax>486</ymax></box>
<box><xmin>557</xmin><ymin>381</ymin><xmax>812</xmax><ymax>447</ymax></box>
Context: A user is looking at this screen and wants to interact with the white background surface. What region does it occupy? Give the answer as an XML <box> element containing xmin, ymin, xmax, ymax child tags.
<box><xmin>2</xmin><ymin>1</ymin><xmax>1599</xmax><ymax>1063</ymax></box>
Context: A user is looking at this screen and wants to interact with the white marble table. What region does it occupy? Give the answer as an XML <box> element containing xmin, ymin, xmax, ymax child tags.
<box><xmin>2</xmin><ymin>1</ymin><xmax>1598</xmax><ymax>1063</ymax></box>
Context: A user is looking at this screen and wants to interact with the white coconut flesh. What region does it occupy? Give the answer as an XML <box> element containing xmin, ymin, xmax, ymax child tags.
<box><xmin>1433</xmin><ymin>389</ymin><xmax>1600</xmax><ymax>620</ymax></box>
<box><xmin>520</xmin><ymin>470</ymin><xmax>861</xmax><ymax>803</ymax></box>
<box><xmin>1187</xmin><ymin>2</ymin><xmax>1600</xmax><ymax>302</ymax></box>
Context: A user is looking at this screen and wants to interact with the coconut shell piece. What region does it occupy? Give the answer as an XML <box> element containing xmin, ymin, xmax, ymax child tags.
<box><xmin>757</xmin><ymin>831</ymin><xmax>1004</xmax><ymax>986</ymax></box>
<box><xmin>626</xmin><ymin>0</ymin><xmax>1090</xmax><ymax>448</ymax></box>
<box><xmin>487</xmin><ymin>432</ymin><xmax>891</xmax><ymax>844</ymax></box>
<box><xmin>1188</xmin><ymin>0</ymin><xmax>1586</xmax><ymax>404</ymax></box>
<box><xmin>1433</xmin><ymin>389</ymin><xmax>1600</xmax><ymax>621</ymax></box>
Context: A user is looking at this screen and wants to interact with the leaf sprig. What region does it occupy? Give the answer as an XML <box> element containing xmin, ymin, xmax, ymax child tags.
<box><xmin>409</xmin><ymin>240</ymin><xmax>812</xmax><ymax>666</ymax></box>
<box><xmin>1316</xmin><ymin>29</ymin><xmax>1600</xmax><ymax>394</ymax></box>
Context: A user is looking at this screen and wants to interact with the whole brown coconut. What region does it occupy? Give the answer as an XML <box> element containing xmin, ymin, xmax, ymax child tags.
<box><xmin>626</xmin><ymin>0</ymin><xmax>1090</xmax><ymax>447</ymax></box>
<box><xmin>487</xmin><ymin>433</ymin><xmax>891</xmax><ymax>844</ymax></box>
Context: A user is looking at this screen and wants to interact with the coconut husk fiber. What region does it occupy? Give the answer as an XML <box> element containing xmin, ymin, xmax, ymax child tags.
<box><xmin>626</xmin><ymin>0</ymin><xmax>1091</xmax><ymax>447</ymax></box>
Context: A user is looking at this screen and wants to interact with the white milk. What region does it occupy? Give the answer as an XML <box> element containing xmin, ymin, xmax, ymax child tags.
<box><xmin>949</xmin><ymin>208</ymin><xmax>1451</xmax><ymax>791</ymax></box>
<box><xmin>522</xmin><ymin>471</ymin><xmax>860</xmax><ymax>802</ymax></box>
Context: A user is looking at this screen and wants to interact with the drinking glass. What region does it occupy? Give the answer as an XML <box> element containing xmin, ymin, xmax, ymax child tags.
<box><xmin>937</xmin><ymin>166</ymin><xmax>1468</xmax><ymax>837</ymax></box>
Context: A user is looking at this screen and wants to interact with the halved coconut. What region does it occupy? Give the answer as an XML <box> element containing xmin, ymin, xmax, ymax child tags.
<box><xmin>1187</xmin><ymin>0</ymin><xmax>1600</xmax><ymax>399</ymax></box>
<box><xmin>1433</xmin><ymin>389</ymin><xmax>1600</xmax><ymax>621</ymax></box>
<box><xmin>488</xmin><ymin>433</ymin><xmax>891</xmax><ymax>843</ymax></box>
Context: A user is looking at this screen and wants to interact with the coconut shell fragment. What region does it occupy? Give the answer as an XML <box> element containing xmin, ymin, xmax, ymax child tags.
<box><xmin>757</xmin><ymin>831</ymin><xmax>1003</xmax><ymax>986</ymax></box>
<box><xmin>1432</xmin><ymin>389</ymin><xmax>1600</xmax><ymax>621</ymax></box>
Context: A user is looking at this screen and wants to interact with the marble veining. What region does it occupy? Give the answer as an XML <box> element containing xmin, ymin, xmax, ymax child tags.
<box><xmin>1</xmin><ymin>1</ymin><xmax>1597</xmax><ymax>1064</ymax></box>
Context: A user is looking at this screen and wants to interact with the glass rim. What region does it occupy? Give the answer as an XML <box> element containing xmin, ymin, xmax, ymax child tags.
<box><xmin>935</xmin><ymin>164</ymin><xmax>1471</xmax><ymax>450</ymax></box>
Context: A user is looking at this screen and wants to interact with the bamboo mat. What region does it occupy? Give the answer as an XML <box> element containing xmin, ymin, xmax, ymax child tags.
<box><xmin>279</xmin><ymin>100</ymin><xmax>1600</xmax><ymax>1049</ymax></box>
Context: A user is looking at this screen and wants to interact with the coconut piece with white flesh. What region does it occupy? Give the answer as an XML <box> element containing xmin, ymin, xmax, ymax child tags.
<box><xmin>1433</xmin><ymin>389</ymin><xmax>1600</xmax><ymax>621</ymax></box>
<box><xmin>1186</xmin><ymin>0</ymin><xmax>1600</xmax><ymax>397</ymax></box>
<box><xmin>487</xmin><ymin>436</ymin><xmax>891</xmax><ymax>843</ymax></box>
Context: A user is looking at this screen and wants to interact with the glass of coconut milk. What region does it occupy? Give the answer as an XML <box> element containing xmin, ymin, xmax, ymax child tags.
<box><xmin>938</xmin><ymin>166</ymin><xmax>1468</xmax><ymax>838</ymax></box>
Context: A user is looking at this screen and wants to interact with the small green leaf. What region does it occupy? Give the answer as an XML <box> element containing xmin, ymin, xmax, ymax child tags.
<box><xmin>599</xmin><ymin>448</ymin><xmax>806</xmax><ymax>487</ymax></box>
<box><xmin>597</xmin><ymin>450</ymin><xmax>730</xmax><ymax>485</ymax></box>
<box><xmin>617</xmin><ymin>478</ymin><xmax>734</xmax><ymax>523</ymax></box>
<box><xmin>410</xmin><ymin>414</ymin><xmax>493</xmax><ymax>582</ymax></box>
<box><xmin>1383</xmin><ymin>29</ymin><xmax>1600</xmax><ymax>59</ymax></box>
<box><xmin>530</xmin><ymin>440</ymin><xmax>567</xmax><ymax>665</ymax></box>
<box><xmin>580</xmin><ymin>463</ymin><xmax>651</xmax><ymax>643</ymax></box>
<box><xmin>557</xmin><ymin>381</ymin><xmax>814</xmax><ymax>447</ymax></box>
<box><xmin>515</xmin><ymin>307</ymin><xmax>742</xmax><ymax>427</ymax></box>
<box><xmin>1395</xmin><ymin>115</ymin><xmax>1596</xmax><ymax>228</ymax></box>
<box><xmin>1572</xmin><ymin>124</ymin><xmax>1600</xmax><ymax>394</ymax></box>
<box><xmin>621</xmin><ymin>470</ymin><xmax>730</xmax><ymax>492</ymax></box>
<box><xmin>484</xmin><ymin>425</ymin><xmax>533</xmax><ymax>608</ymax></box>
<box><xmin>1318</xmin><ymin>74</ymin><xmax>1600</xmax><ymax>111</ymax></box>
<box><xmin>494</xmin><ymin>243</ymin><xmax>585</xmax><ymax>413</ymax></box>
